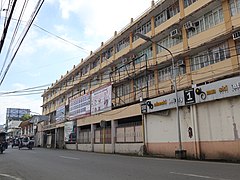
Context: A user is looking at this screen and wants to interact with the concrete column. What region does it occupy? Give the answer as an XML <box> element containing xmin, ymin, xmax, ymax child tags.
<box><xmin>76</xmin><ymin>126</ymin><xmax>79</xmax><ymax>150</ymax></box>
<box><xmin>179</xmin><ymin>0</ymin><xmax>185</xmax><ymax>19</ymax></box>
<box><xmin>55</xmin><ymin>128</ymin><xmax>57</xmax><ymax>148</ymax></box>
<box><xmin>91</xmin><ymin>124</ymin><xmax>96</xmax><ymax>152</ymax></box>
<box><xmin>129</xmin><ymin>32</ymin><xmax>133</xmax><ymax>50</ymax></box>
<box><xmin>191</xmin><ymin>104</ymin><xmax>201</xmax><ymax>159</ymax></box>
<box><xmin>111</xmin><ymin>120</ymin><xmax>118</xmax><ymax>153</ymax></box>
<box><xmin>143</xmin><ymin>114</ymin><xmax>148</xmax><ymax>146</ymax></box>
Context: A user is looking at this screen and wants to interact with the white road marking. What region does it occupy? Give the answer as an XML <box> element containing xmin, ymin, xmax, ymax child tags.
<box><xmin>0</xmin><ymin>173</ymin><xmax>22</xmax><ymax>180</ymax></box>
<box><xmin>170</xmin><ymin>172</ymin><xmax>231</xmax><ymax>180</ymax></box>
<box><xmin>59</xmin><ymin>155</ymin><xmax>80</xmax><ymax>160</ymax></box>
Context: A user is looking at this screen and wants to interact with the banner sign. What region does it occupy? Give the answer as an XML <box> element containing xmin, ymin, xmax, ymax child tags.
<box><xmin>91</xmin><ymin>84</ymin><xmax>112</xmax><ymax>115</ymax></box>
<box><xmin>56</xmin><ymin>105</ymin><xmax>65</xmax><ymax>122</ymax></box>
<box><xmin>69</xmin><ymin>93</ymin><xmax>90</xmax><ymax>120</ymax></box>
<box><xmin>147</xmin><ymin>91</ymin><xmax>185</xmax><ymax>113</ymax></box>
<box><xmin>64</xmin><ymin>121</ymin><xmax>76</xmax><ymax>142</ymax></box>
<box><xmin>145</xmin><ymin>76</ymin><xmax>240</xmax><ymax>113</ymax></box>
<box><xmin>194</xmin><ymin>76</ymin><xmax>240</xmax><ymax>103</ymax></box>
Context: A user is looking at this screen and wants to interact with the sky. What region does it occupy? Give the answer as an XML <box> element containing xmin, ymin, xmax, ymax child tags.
<box><xmin>0</xmin><ymin>0</ymin><xmax>152</xmax><ymax>124</ymax></box>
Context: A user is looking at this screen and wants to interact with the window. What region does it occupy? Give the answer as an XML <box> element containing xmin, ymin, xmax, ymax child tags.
<box><xmin>158</xmin><ymin>66</ymin><xmax>172</xmax><ymax>82</ymax></box>
<box><xmin>74</xmin><ymin>71</ymin><xmax>80</xmax><ymax>81</ymax></box>
<box><xmin>116</xmin><ymin>83</ymin><xmax>130</xmax><ymax>97</ymax></box>
<box><xmin>133</xmin><ymin>21</ymin><xmax>151</xmax><ymax>41</ymax></box>
<box><xmin>184</xmin><ymin>0</ymin><xmax>197</xmax><ymax>8</ymax></box>
<box><xmin>176</xmin><ymin>60</ymin><xmax>186</xmax><ymax>75</ymax></box>
<box><xmin>236</xmin><ymin>40</ymin><xmax>240</xmax><ymax>54</ymax></box>
<box><xmin>90</xmin><ymin>75</ymin><xmax>100</xmax><ymax>87</ymax></box>
<box><xmin>115</xmin><ymin>60</ymin><xmax>127</xmax><ymax>73</ymax></box>
<box><xmin>81</xmin><ymin>64</ymin><xmax>89</xmax><ymax>75</ymax></box>
<box><xmin>188</xmin><ymin>7</ymin><xmax>224</xmax><ymax>38</ymax></box>
<box><xmin>102</xmin><ymin>68</ymin><xmax>111</xmax><ymax>81</ymax></box>
<box><xmin>155</xmin><ymin>1</ymin><xmax>180</xmax><ymax>27</ymax></box>
<box><xmin>90</xmin><ymin>57</ymin><xmax>100</xmax><ymax>70</ymax></box>
<box><xmin>148</xmin><ymin>73</ymin><xmax>155</xmax><ymax>86</ymax></box>
<box><xmin>229</xmin><ymin>0</ymin><xmax>240</xmax><ymax>16</ymax></box>
<box><xmin>156</xmin><ymin>35</ymin><xmax>182</xmax><ymax>53</ymax></box>
<box><xmin>190</xmin><ymin>42</ymin><xmax>230</xmax><ymax>71</ymax></box>
<box><xmin>116</xmin><ymin>37</ymin><xmax>130</xmax><ymax>52</ymax></box>
<box><xmin>135</xmin><ymin>46</ymin><xmax>152</xmax><ymax>64</ymax></box>
<box><xmin>135</xmin><ymin>76</ymin><xmax>146</xmax><ymax>91</ymax></box>
<box><xmin>81</xmin><ymin>83</ymin><xmax>88</xmax><ymax>92</ymax></box>
<box><xmin>102</xmin><ymin>47</ymin><xmax>113</xmax><ymax>61</ymax></box>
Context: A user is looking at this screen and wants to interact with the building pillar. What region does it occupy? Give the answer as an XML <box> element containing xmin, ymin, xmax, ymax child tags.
<box><xmin>54</xmin><ymin>128</ymin><xmax>57</xmax><ymax>148</ymax></box>
<box><xmin>91</xmin><ymin>124</ymin><xmax>96</xmax><ymax>152</ymax></box>
<box><xmin>111</xmin><ymin>120</ymin><xmax>118</xmax><ymax>153</ymax></box>
<box><xmin>179</xmin><ymin>0</ymin><xmax>185</xmax><ymax>19</ymax></box>
<box><xmin>76</xmin><ymin>126</ymin><xmax>79</xmax><ymax>150</ymax></box>
<box><xmin>191</xmin><ymin>104</ymin><xmax>201</xmax><ymax>159</ymax></box>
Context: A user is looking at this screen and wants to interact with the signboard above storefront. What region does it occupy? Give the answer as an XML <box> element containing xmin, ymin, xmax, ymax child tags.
<box><xmin>145</xmin><ymin>76</ymin><xmax>240</xmax><ymax>114</ymax></box>
<box><xmin>194</xmin><ymin>76</ymin><xmax>240</xmax><ymax>103</ymax></box>
<box><xmin>147</xmin><ymin>91</ymin><xmax>185</xmax><ymax>113</ymax></box>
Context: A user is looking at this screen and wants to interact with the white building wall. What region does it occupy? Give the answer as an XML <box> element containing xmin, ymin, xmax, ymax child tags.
<box><xmin>146</xmin><ymin>96</ymin><xmax>240</xmax><ymax>159</ymax></box>
<box><xmin>94</xmin><ymin>144</ymin><xmax>112</xmax><ymax>153</ymax></box>
<box><xmin>197</xmin><ymin>98</ymin><xmax>240</xmax><ymax>141</ymax></box>
<box><xmin>115</xmin><ymin>143</ymin><xmax>143</xmax><ymax>154</ymax></box>
<box><xmin>66</xmin><ymin>144</ymin><xmax>76</xmax><ymax>150</ymax></box>
<box><xmin>78</xmin><ymin>144</ymin><xmax>92</xmax><ymax>151</ymax></box>
<box><xmin>146</xmin><ymin>107</ymin><xmax>191</xmax><ymax>143</ymax></box>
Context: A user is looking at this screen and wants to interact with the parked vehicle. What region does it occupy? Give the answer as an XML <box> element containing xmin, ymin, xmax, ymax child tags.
<box><xmin>19</xmin><ymin>137</ymin><xmax>34</xmax><ymax>150</ymax></box>
<box><xmin>12</xmin><ymin>138</ymin><xmax>20</xmax><ymax>148</ymax></box>
<box><xmin>0</xmin><ymin>132</ymin><xmax>7</xmax><ymax>154</ymax></box>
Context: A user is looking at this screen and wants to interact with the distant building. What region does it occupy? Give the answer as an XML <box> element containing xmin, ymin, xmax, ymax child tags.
<box><xmin>5</xmin><ymin>108</ymin><xmax>30</xmax><ymax>137</ymax></box>
<box><xmin>0</xmin><ymin>124</ymin><xmax>5</xmax><ymax>132</ymax></box>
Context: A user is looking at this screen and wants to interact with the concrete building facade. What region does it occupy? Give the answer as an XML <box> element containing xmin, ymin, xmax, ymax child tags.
<box><xmin>41</xmin><ymin>0</ymin><xmax>240</xmax><ymax>160</ymax></box>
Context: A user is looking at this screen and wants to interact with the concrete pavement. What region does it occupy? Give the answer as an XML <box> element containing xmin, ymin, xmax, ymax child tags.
<box><xmin>0</xmin><ymin>147</ymin><xmax>239</xmax><ymax>180</ymax></box>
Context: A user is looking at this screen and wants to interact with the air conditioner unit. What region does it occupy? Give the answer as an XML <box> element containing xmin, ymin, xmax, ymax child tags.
<box><xmin>178</xmin><ymin>60</ymin><xmax>185</xmax><ymax>67</ymax></box>
<box><xmin>232</xmin><ymin>31</ymin><xmax>240</xmax><ymax>40</ymax></box>
<box><xmin>184</xmin><ymin>21</ymin><xmax>195</xmax><ymax>30</ymax></box>
<box><xmin>170</xmin><ymin>29</ymin><xmax>181</xmax><ymax>38</ymax></box>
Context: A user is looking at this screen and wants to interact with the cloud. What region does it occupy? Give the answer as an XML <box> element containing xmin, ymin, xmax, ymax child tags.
<box><xmin>57</xmin><ymin>0</ymin><xmax>151</xmax><ymax>39</ymax></box>
<box><xmin>12</xmin><ymin>83</ymin><xmax>28</xmax><ymax>90</ymax></box>
<box><xmin>58</xmin><ymin>0</ymin><xmax>84</xmax><ymax>19</ymax></box>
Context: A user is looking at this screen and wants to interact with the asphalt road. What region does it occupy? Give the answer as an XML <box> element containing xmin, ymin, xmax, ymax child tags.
<box><xmin>0</xmin><ymin>146</ymin><xmax>239</xmax><ymax>180</ymax></box>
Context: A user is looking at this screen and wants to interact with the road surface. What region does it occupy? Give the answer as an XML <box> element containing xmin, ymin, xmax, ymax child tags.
<box><xmin>0</xmin><ymin>147</ymin><xmax>239</xmax><ymax>180</ymax></box>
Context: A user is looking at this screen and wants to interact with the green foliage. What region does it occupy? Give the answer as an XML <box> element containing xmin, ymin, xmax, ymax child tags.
<box><xmin>21</xmin><ymin>114</ymin><xmax>32</xmax><ymax>121</ymax></box>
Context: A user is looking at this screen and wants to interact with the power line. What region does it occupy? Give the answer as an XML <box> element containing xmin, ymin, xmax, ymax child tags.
<box><xmin>0</xmin><ymin>0</ymin><xmax>17</xmax><ymax>53</ymax></box>
<box><xmin>33</xmin><ymin>24</ymin><xmax>89</xmax><ymax>53</ymax></box>
<box><xmin>0</xmin><ymin>0</ymin><xmax>45</xmax><ymax>86</ymax></box>
<box><xmin>0</xmin><ymin>0</ymin><xmax>29</xmax><ymax>77</ymax></box>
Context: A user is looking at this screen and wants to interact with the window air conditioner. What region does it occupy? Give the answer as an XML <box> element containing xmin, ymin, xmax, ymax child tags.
<box><xmin>178</xmin><ymin>60</ymin><xmax>185</xmax><ymax>67</ymax></box>
<box><xmin>184</xmin><ymin>21</ymin><xmax>195</xmax><ymax>31</ymax></box>
<box><xmin>232</xmin><ymin>31</ymin><xmax>240</xmax><ymax>40</ymax></box>
<box><xmin>170</xmin><ymin>29</ymin><xmax>181</xmax><ymax>38</ymax></box>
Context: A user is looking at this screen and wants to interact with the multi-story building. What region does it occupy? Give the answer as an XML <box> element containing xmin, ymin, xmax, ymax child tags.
<box><xmin>42</xmin><ymin>0</ymin><xmax>240</xmax><ymax>160</ymax></box>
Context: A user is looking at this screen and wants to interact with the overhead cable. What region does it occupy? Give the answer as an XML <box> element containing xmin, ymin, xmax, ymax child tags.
<box><xmin>0</xmin><ymin>0</ymin><xmax>45</xmax><ymax>86</ymax></box>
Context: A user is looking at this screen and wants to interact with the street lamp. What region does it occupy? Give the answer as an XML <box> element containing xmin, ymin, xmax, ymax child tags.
<box><xmin>136</xmin><ymin>32</ymin><xmax>185</xmax><ymax>158</ymax></box>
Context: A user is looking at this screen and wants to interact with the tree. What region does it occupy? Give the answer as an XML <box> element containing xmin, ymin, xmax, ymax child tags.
<box><xmin>21</xmin><ymin>114</ymin><xmax>32</xmax><ymax>121</ymax></box>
